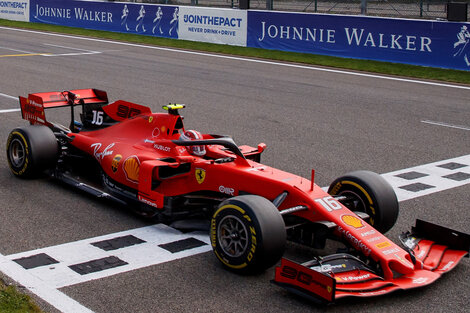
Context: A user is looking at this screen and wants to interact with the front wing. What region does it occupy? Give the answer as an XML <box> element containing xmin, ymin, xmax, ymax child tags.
<box><xmin>273</xmin><ymin>219</ymin><xmax>470</xmax><ymax>303</ymax></box>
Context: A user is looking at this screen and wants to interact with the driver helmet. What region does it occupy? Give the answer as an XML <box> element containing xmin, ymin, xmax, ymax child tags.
<box><xmin>179</xmin><ymin>130</ymin><xmax>206</xmax><ymax>156</ymax></box>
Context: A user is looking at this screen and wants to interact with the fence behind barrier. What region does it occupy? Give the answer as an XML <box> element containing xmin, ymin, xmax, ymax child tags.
<box><xmin>135</xmin><ymin>0</ymin><xmax>469</xmax><ymax>20</ymax></box>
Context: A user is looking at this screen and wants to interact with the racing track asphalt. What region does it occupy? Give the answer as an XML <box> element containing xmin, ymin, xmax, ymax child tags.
<box><xmin>0</xmin><ymin>26</ymin><xmax>469</xmax><ymax>313</ymax></box>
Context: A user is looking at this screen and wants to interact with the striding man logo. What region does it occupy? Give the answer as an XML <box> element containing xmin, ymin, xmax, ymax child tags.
<box><xmin>453</xmin><ymin>25</ymin><xmax>470</xmax><ymax>66</ymax></box>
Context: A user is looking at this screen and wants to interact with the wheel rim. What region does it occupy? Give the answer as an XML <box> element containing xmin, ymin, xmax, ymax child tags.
<box><xmin>218</xmin><ymin>215</ymin><xmax>249</xmax><ymax>258</ymax></box>
<box><xmin>9</xmin><ymin>138</ymin><xmax>26</xmax><ymax>168</ymax></box>
<box><xmin>338</xmin><ymin>190</ymin><xmax>367</xmax><ymax>213</ymax></box>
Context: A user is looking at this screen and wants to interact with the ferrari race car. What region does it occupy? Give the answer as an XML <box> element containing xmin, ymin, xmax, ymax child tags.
<box><xmin>6</xmin><ymin>89</ymin><xmax>470</xmax><ymax>303</ymax></box>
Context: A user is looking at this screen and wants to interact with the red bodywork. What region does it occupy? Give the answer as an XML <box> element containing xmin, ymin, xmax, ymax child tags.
<box><xmin>18</xmin><ymin>89</ymin><xmax>469</xmax><ymax>303</ymax></box>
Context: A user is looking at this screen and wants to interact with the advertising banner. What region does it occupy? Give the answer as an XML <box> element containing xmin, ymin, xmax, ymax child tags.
<box><xmin>30</xmin><ymin>0</ymin><xmax>178</xmax><ymax>39</ymax></box>
<box><xmin>248</xmin><ymin>11</ymin><xmax>470</xmax><ymax>71</ymax></box>
<box><xmin>5</xmin><ymin>1</ymin><xmax>468</xmax><ymax>71</ymax></box>
<box><xmin>179</xmin><ymin>7</ymin><xmax>247</xmax><ymax>46</ymax></box>
<box><xmin>0</xmin><ymin>0</ymin><xmax>29</xmax><ymax>21</ymax></box>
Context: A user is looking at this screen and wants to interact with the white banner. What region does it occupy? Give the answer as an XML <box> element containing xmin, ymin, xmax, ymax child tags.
<box><xmin>178</xmin><ymin>7</ymin><xmax>247</xmax><ymax>47</ymax></box>
<box><xmin>0</xmin><ymin>0</ymin><xmax>29</xmax><ymax>21</ymax></box>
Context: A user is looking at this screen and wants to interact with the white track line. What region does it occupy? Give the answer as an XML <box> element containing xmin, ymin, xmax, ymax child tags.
<box><xmin>5</xmin><ymin>224</ymin><xmax>211</xmax><ymax>289</ymax></box>
<box><xmin>0</xmin><ymin>92</ymin><xmax>19</xmax><ymax>113</ymax></box>
<box><xmin>383</xmin><ymin>154</ymin><xmax>470</xmax><ymax>201</ymax></box>
<box><xmin>1</xmin><ymin>26</ymin><xmax>469</xmax><ymax>91</ymax></box>
<box><xmin>0</xmin><ymin>46</ymin><xmax>34</xmax><ymax>54</ymax></box>
<box><xmin>0</xmin><ymin>253</ymin><xmax>94</xmax><ymax>313</ymax></box>
<box><xmin>0</xmin><ymin>108</ymin><xmax>20</xmax><ymax>113</ymax></box>
<box><xmin>421</xmin><ymin>120</ymin><xmax>470</xmax><ymax>131</ymax></box>
<box><xmin>0</xmin><ymin>225</ymin><xmax>210</xmax><ymax>313</ymax></box>
<box><xmin>42</xmin><ymin>43</ymin><xmax>101</xmax><ymax>57</ymax></box>
<box><xmin>0</xmin><ymin>92</ymin><xmax>17</xmax><ymax>100</ymax></box>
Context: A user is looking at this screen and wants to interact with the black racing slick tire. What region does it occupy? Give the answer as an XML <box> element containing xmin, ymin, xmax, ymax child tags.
<box><xmin>211</xmin><ymin>195</ymin><xmax>286</xmax><ymax>274</ymax></box>
<box><xmin>6</xmin><ymin>126</ymin><xmax>59</xmax><ymax>178</ymax></box>
<box><xmin>328</xmin><ymin>170</ymin><xmax>399</xmax><ymax>234</ymax></box>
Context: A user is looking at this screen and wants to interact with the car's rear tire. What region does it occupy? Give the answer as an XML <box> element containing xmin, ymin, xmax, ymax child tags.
<box><xmin>328</xmin><ymin>170</ymin><xmax>399</xmax><ymax>233</ymax></box>
<box><xmin>6</xmin><ymin>126</ymin><xmax>59</xmax><ymax>178</ymax></box>
<box><xmin>211</xmin><ymin>195</ymin><xmax>286</xmax><ymax>274</ymax></box>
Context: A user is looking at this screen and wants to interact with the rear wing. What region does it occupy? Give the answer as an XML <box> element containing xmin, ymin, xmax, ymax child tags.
<box><xmin>19</xmin><ymin>89</ymin><xmax>108</xmax><ymax>127</ymax></box>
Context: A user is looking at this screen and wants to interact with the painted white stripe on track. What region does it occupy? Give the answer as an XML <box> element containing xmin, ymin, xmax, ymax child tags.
<box><xmin>382</xmin><ymin>154</ymin><xmax>470</xmax><ymax>201</ymax></box>
<box><xmin>0</xmin><ymin>108</ymin><xmax>20</xmax><ymax>113</ymax></box>
<box><xmin>0</xmin><ymin>92</ymin><xmax>17</xmax><ymax>100</ymax></box>
<box><xmin>323</xmin><ymin>155</ymin><xmax>470</xmax><ymax>200</ymax></box>
<box><xmin>0</xmin><ymin>253</ymin><xmax>94</xmax><ymax>313</ymax></box>
<box><xmin>1</xmin><ymin>26</ymin><xmax>469</xmax><ymax>91</ymax></box>
<box><xmin>0</xmin><ymin>92</ymin><xmax>19</xmax><ymax>113</ymax></box>
<box><xmin>421</xmin><ymin>120</ymin><xmax>470</xmax><ymax>131</ymax></box>
<box><xmin>5</xmin><ymin>224</ymin><xmax>211</xmax><ymax>289</ymax></box>
<box><xmin>42</xmin><ymin>43</ymin><xmax>101</xmax><ymax>57</ymax></box>
<box><xmin>0</xmin><ymin>46</ymin><xmax>34</xmax><ymax>54</ymax></box>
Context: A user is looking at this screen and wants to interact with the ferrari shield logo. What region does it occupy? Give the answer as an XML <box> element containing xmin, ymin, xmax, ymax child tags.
<box><xmin>195</xmin><ymin>168</ymin><xmax>206</xmax><ymax>184</ymax></box>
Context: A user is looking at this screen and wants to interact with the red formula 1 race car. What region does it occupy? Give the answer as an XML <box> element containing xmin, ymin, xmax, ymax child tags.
<box><xmin>6</xmin><ymin>89</ymin><xmax>470</xmax><ymax>303</ymax></box>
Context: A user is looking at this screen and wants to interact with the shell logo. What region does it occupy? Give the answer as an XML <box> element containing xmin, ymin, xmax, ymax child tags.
<box><xmin>375</xmin><ymin>241</ymin><xmax>391</xmax><ymax>249</ymax></box>
<box><xmin>123</xmin><ymin>155</ymin><xmax>140</xmax><ymax>183</ymax></box>
<box><xmin>111</xmin><ymin>154</ymin><xmax>122</xmax><ymax>173</ymax></box>
<box><xmin>341</xmin><ymin>214</ymin><xmax>364</xmax><ymax>229</ymax></box>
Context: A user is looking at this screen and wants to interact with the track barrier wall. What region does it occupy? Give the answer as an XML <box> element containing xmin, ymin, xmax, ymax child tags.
<box><xmin>248</xmin><ymin>10</ymin><xmax>470</xmax><ymax>71</ymax></box>
<box><xmin>1</xmin><ymin>0</ymin><xmax>469</xmax><ymax>70</ymax></box>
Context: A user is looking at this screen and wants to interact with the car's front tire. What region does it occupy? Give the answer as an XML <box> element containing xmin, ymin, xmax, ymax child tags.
<box><xmin>211</xmin><ymin>195</ymin><xmax>286</xmax><ymax>274</ymax></box>
<box><xmin>328</xmin><ymin>170</ymin><xmax>399</xmax><ymax>233</ymax></box>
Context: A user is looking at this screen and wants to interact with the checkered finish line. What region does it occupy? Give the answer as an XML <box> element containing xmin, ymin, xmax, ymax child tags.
<box><xmin>5</xmin><ymin>224</ymin><xmax>211</xmax><ymax>289</ymax></box>
<box><xmin>382</xmin><ymin>154</ymin><xmax>470</xmax><ymax>202</ymax></box>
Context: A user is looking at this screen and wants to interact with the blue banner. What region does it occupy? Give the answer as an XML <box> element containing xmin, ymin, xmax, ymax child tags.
<box><xmin>248</xmin><ymin>11</ymin><xmax>470</xmax><ymax>71</ymax></box>
<box><xmin>23</xmin><ymin>1</ymin><xmax>470</xmax><ymax>71</ymax></box>
<box><xmin>30</xmin><ymin>0</ymin><xmax>178</xmax><ymax>39</ymax></box>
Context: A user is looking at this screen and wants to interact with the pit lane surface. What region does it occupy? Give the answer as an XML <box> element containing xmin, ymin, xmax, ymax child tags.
<box><xmin>0</xmin><ymin>26</ymin><xmax>469</xmax><ymax>312</ymax></box>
